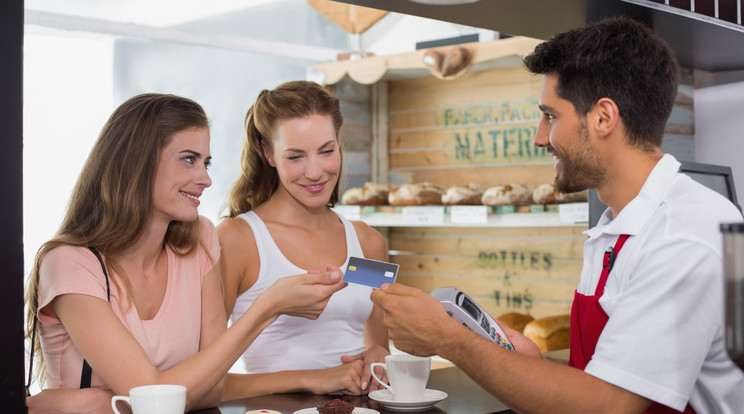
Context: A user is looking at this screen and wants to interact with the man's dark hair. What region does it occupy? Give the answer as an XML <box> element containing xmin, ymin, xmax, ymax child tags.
<box><xmin>524</xmin><ymin>16</ymin><xmax>680</xmax><ymax>149</ymax></box>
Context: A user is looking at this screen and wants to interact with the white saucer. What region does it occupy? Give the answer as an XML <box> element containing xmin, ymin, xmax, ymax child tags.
<box><xmin>293</xmin><ymin>407</ymin><xmax>379</xmax><ymax>414</ymax></box>
<box><xmin>368</xmin><ymin>389</ymin><xmax>448</xmax><ymax>412</ymax></box>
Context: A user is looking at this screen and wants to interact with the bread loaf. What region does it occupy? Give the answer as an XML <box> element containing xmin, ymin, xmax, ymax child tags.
<box><xmin>481</xmin><ymin>184</ymin><xmax>533</xmax><ymax>206</ymax></box>
<box><xmin>340</xmin><ymin>187</ymin><xmax>363</xmax><ymax>205</ymax></box>
<box><xmin>532</xmin><ymin>183</ymin><xmax>589</xmax><ymax>204</ymax></box>
<box><xmin>360</xmin><ymin>182</ymin><xmax>390</xmax><ymax>205</ymax></box>
<box><xmin>557</xmin><ymin>189</ymin><xmax>589</xmax><ymax>203</ymax></box>
<box><xmin>442</xmin><ymin>183</ymin><xmax>485</xmax><ymax>205</ymax></box>
<box><xmin>496</xmin><ymin>312</ymin><xmax>534</xmax><ymax>333</ymax></box>
<box><xmin>532</xmin><ymin>183</ymin><xmax>560</xmax><ymax>204</ymax></box>
<box><xmin>523</xmin><ymin>314</ymin><xmax>571</xmax><ymax>353</ymax></box>
<box><xmin>388</xmin><ymin>182</ymin><xmax>445</xmax><ymax>206</ymax></box>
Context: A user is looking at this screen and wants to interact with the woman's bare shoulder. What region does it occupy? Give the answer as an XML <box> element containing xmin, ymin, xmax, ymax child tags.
<box><xmin>217</xmin><ymin>216</ymin><xmax>253</xmax><ymax>239</ymax></box>
<box><xmin>350</xmin><ymin>220</ymin><xmax>387</xmax><ymax>260</ymax></box>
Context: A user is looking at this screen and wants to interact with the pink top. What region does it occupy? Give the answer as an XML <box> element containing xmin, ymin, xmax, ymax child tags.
<box><xmin>37</xmin><ymin>217</ymin><xmax>220</xmax><ymax>389</ymax></box>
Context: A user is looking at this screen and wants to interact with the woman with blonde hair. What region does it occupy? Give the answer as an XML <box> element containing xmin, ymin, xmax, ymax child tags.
<box><xmin>25</xmin><ymin>93</ymin><xmax>345</xmax><ymax>412</ymax></box>
<box><xmin>219</xmin><ymin>80</ymin><xmax>389</xmax><ymax>400</ymax></box>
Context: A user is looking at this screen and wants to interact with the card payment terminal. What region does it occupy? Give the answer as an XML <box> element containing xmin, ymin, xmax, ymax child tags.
<box><xmin>430</xmin><ymin>287</ymin><xmax>515</xmax><ymax>352</ymax></box>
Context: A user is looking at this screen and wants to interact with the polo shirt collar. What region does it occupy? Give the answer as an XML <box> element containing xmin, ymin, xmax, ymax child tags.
<box><xmin>585</xmin><ymin>154</ymin><xmax>680</xmax><ymax>239</ymax></box>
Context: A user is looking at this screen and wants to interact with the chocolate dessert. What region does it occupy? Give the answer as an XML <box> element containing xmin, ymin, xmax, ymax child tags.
<box><xmin>317</xmin><ymin>398</ymin><xmax>355</xmax><ymax>414</ymax></box>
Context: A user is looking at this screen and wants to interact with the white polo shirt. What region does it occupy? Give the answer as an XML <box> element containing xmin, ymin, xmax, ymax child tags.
<box><xmin>582</xmin><ymin>154</ymin><xmax>744</xmax><ymax>413</ymax></box>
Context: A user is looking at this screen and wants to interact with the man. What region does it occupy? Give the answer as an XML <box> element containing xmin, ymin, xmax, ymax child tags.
<box><xmin>371</xmin><ymin>17</ymin><xmax>744</xmax><ymax>414</ymax></box>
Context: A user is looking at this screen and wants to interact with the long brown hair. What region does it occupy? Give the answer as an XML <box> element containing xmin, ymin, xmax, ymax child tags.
<box><xmin>25</xmin><ymin>93</ymin><xmax>209</xmax><ymax>385</ymax></box>
<box><xmin>224</xmin><ymin>80</ymin><xmax>344</xmax><ymax>218</ymax></box>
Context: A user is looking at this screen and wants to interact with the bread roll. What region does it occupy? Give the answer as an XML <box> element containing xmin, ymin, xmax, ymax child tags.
<box><xmin>441</xmin><ymin>183</ymin><xmax>485</xmax><ymax>205</ymax></box>
<box><xmin>523</xmin><ymin>314</ymin><xmax>571</xmax><ymax>353</ymax></box>
<box><xmin>340</xmin><ymin>187</ymin><xmax>363</xmax><ymax>205</ymax></box>
<box><xmin>532</xmin><ymin>183</ymin><xmax>560</xmax><ymax>204</ymax></box>
<box><xmin>388</xmin><ymin>182</ymin><xmax>445</xmax><ymax>206</ymax></box>
<box><xmin>496</xmin><ymin>312</ymin><xmax>534</xmax><ymax>333</ymax></box>
<box><xmin>532</xmin><ymin>183</ymin><xmax>589</xmax><ymax>204</ymax></box>
<box><xmin>441</xmin><ymin>46</ymin><xmax>472</xmax><ymax>78</ymax></box>
<box><xmin>557</xmin><ymin>189</ymin><xmax>589</xmax><ymax>203</ymax></box>
<box><xmin>481</xmin><ymin>184</ymin><xmax>533</xmax><ymax>206</ymax></box>
<box><xmin>360</xmin><ymin>182</ymin><xmax>390</xmax><ymax>205</ymax></box>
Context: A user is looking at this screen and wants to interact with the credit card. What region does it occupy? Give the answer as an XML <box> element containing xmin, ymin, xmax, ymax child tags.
<box><xmin>343</xmin><ymin>256</ymin><xmax>399</xmax><ymax>288</ymax></box>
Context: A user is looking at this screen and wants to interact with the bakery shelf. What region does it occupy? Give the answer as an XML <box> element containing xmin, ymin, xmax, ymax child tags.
<box><xmin>332</xmin><ymin>203</ymin><xmax>588</xmax><ymax>228</ymax></box>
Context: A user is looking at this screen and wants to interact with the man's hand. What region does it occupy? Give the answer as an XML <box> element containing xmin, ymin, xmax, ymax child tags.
<box><xmin>371</xmin><ymin>283</ymin><xmax>464</xmax><ymax>357</ymax></box>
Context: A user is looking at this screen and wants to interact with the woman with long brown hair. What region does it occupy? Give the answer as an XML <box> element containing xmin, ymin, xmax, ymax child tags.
<box><xmin>218</xmin><ymin>80</ymin><xmax>389</xmax><ymax>400</ymax></box>
<box><xmin>25</xmin><ymin>93</ymin><xmax>346</xmax><ymax>412</ymax></box>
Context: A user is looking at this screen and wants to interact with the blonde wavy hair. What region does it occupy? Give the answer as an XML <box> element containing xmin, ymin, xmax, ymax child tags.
<box><xmin>224</xmin><ymin>80</ymin><xmax>344</xmax><ymax>218</ymax></box>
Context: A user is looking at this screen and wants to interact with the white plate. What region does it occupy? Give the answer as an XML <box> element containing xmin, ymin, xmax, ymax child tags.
<box><xmin>368</xmin><ymin>389</ymin><xmax>448</xmax><ymax>412</ymax></box>
<box><xmin>293</xmin><ymin>407</ymin><xmax>379</xmax><ymax>414</ymax></box>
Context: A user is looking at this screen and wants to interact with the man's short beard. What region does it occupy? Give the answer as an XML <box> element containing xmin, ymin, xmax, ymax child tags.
<box><xmin>554</xmin><ymin>121</ymin><xmax>606</xmax><ymax>194</ymax></box>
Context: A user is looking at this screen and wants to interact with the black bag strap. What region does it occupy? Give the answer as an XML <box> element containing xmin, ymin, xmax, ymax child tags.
<box><xmin>26</xmin><ymin>316</ymin><xmax>37</xmax><ymax>396</ymax></box>
<box><xmin>26</xmin><ymin>246</ymin><xmax>111</xmax><ymax>394</ymax></box>
<box><xmin>80</xmin><ymin>246</ymin><xmax>110</xmax><ymax>389</ymax></box>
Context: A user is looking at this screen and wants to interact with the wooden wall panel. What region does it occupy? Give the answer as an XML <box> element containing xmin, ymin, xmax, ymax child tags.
<box><xmin>389</xmin><ymin>225</ymin><xmax>585</xmax><ymax>319</ymax></box>
<box><xmin>395</xmin><ymin>165</ymin><xmax>557</xmax><ymax>189</ymax></box>
<box><xmin>387</xmin><ymin>64</ymin><xmax>553</xmax><ymax>190</ymax></box>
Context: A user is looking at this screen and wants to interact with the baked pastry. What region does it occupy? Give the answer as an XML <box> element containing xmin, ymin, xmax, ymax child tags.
<box><xmin>441</xmin><ymin>183</ymin><xmax>485</xmax><ymax>205</ymax></box>
<box><xmin>317</xmin><ymin>398</ymin><xmax>355</xmax><ymax>414</ymax></box>
<box><xmin>523</xmin><ymin>314</ymin><xmax>571</xmax><ymax>353</ymax></box>
<box><xmin>496</xmin><ymin>312</ymin><xmax>534</xmax><ymax>333</ymax></box>
<box><xmin>532</xmin><ymin>183</ymin><xmax>589</xmax><ymax>204</ymax></box>
<box><xmin>361</xmin><ymin>182</ymin><xmax>390</xmax><ymax>205</ymax></box>
<box><xmin>340</xmin><ymin>187</ymin><xmax>363</xmax><ymax>205</ymax></box>
<box><xmin>481</xmin><ymin>184</ymin><xmax>533</xmax><ymax>206</ymax></box>
<box><xmin>532</xmin><ymin>183</ymin><xmax>560</xmax><ymax>204</ymax></box>
<box><xmin>557</xmin><ymin>189</ymin><xmax>589</xmax><ymax>203</ymax></box>
<box><xmin>388</xmin><ymin>182</ymin><xmax>445</xmax><ymax>206</ymax></box>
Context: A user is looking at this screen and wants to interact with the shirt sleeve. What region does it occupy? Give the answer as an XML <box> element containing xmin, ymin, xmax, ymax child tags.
<box><xmin>37</xmin><ymin>245</ymin><xmax>110</xmax><ymax>324</ymax></box>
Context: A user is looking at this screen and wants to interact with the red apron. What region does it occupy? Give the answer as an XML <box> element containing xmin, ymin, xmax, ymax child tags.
<box><xmin>568</xmin><ymin>234</ymin><xmax>694</xmax><ymax>414</ymax></box>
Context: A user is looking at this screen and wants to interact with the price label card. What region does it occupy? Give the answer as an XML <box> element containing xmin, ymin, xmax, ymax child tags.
<box><xmin>332</xmin><ymin>205</ymin><xmax>361</xmax><ymax>221</ymax></box>
<box><xmin>450</xmin><ymin>205</ymin><xmax>488</xmax><ymax>224</ymax></box>
<box><xmin>558</xmin><ymin>202</ymin><xmax>589</xmax><ymax>224</ymax></box>
<box><xmin>401</xmin><ymin>206</ymin><xmax>445</xmax><ymax>225</ymax></box>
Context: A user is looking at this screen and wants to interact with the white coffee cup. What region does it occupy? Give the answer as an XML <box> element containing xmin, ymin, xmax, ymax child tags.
<box><xmin>111</xmin><ymin>384</ymin><xmax>187</xmax><ymax>414</ymax></box>
<box><xmin>370</xmin><ymin>353</ymin><xmax>431</xmax><ymax>402</ymax></box>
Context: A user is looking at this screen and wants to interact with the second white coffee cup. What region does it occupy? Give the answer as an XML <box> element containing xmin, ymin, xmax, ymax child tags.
<box><xmin>111</xmin><ymin>384</ymin><xmax>187</xmax><ymax>414</ymax></box>
<box><xmin>370</xmin><ymin>353</ymin><xmax>431</xmax><ymax>402</ymax></box>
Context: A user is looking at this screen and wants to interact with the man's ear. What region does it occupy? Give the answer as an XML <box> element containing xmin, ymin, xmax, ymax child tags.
<box><xmin>593</xmin><ymin>97</ymin><xmax>620</xmax><ymax>137</ymax></box>
<box><xmin>261</xmin><ymin>140</ymin><xmax>275</xmax><ymax>167</ymax></box>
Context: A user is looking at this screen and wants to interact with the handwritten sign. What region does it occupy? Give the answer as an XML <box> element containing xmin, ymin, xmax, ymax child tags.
<box><xmin>450</xmin><ymin>205</ymin><xmax>488</xmax><ymax>224</ymax></box>
<box><xmin>332</xmin><ymin>205</ymin><xmax>361</xmax><ymax>221</ymax></box>
<box><xmin>401</xmin><ymin>206</ymin><xmax>445</xmax><ymax>225</ymax></box>
<box><xmin>558</xmin><ymin>202</ymin><xmax>589</xmax><ymax>224</ymax></box>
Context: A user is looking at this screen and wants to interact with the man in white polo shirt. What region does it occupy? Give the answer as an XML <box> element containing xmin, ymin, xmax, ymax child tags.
<box><xmin>372</xmin><ymin>16</ymin><xmax>744</xmax><ymax>414</ymax></box>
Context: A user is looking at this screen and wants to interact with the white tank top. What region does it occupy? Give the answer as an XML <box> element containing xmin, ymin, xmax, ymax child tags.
<box><xmin>229</xmin><ymin>210</ymin><xmax>373</xmax><ymax>374</ymax></box>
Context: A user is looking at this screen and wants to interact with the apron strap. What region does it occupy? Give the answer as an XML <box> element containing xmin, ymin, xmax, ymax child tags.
<box><xmin>596</xmin><ymin>234</ymin><xmax>630</xmax><ymax>297</ymax></box>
